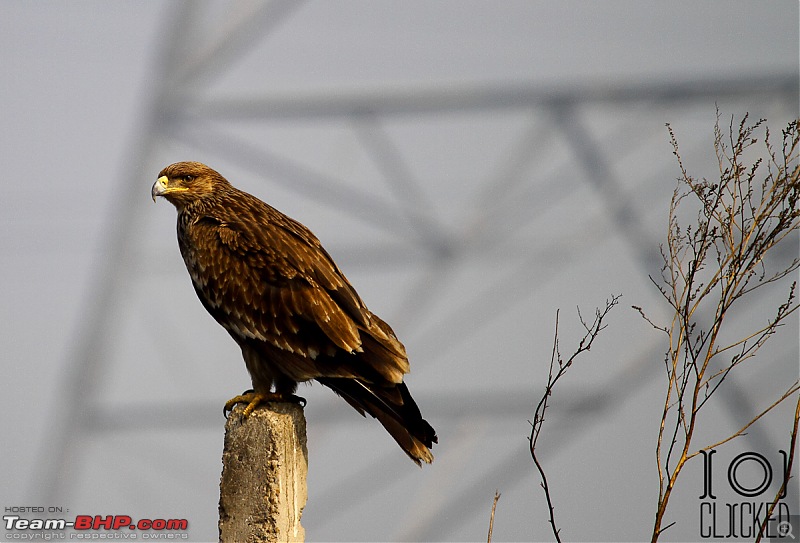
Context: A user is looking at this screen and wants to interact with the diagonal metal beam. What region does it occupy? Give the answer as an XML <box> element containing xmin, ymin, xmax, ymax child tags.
<box><xmin>551</xmin><ymin>102</ymin><xmax>661</xmax><ymax>273</ymax></box>
<box><xmin>31</xmin><ymin>0</ymin><xmax>198</xmax><ymax>505</ymax></box>
<box><xmin>176</xmin><ymin>0</ymin><xmax>304</xmax><ymax>88</ymax></box>
<box><xmin>352</xmin><ymin>112</ymin><xmax>451</xmax><ymax>253</ymax></box>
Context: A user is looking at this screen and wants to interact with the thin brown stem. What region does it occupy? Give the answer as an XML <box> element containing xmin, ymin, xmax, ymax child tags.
<box><xmin>755</xmin><ymin>392</ymin><xmax>800</xmax><ymax>543</ymax></box>
<box><xmin>487</xmin><ymin>490</ymin><xmax>501</xmax><ymax>543</ymax></box>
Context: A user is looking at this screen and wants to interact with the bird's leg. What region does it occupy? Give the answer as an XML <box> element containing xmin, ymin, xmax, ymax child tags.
<box><xmin>223</xmin><ymin>389</ymin><xmax>307</xmax><ymax>418</ymax></box>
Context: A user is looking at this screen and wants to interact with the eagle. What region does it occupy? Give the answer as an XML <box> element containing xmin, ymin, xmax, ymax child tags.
<box><xmin>152</xmin><ymin>161</ymin><xmax>437</xmax><ymax>464</ymax></box>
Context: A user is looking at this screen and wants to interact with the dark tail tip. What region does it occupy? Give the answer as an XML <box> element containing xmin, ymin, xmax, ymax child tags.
<box><xmin>317</xmin><ymin>378</ymin><xmax>437</xmax><ymax>465</ymax></box>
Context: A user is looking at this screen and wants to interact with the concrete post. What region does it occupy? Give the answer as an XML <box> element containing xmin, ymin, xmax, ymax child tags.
<box><xmin>219</xmin><ymin>402</ymin><xmax>308</xmax><ymax>542</ymax></box>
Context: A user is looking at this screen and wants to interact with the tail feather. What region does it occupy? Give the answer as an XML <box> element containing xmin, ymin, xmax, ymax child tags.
<box><xmin>317</xmin><ymin>377</ymin><xmax>437</xmax><ymax>465</ymax></box>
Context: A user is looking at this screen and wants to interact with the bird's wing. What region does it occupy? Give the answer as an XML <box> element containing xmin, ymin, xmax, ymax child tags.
<box><xmin>184</xmin><ymin>213</ymin><xmax>362</xmax><ymax>358</ymax></box>
<box><xmin>183</xmin><ymin>195</ymin><xmax>408</xmax><ymax>382</ymax></box>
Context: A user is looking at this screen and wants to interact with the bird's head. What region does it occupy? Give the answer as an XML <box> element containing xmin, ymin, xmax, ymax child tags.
<box><xmin>151</xmin><ymin>161</ymin><xmax>230</xmax><ymax>209</ymax></box>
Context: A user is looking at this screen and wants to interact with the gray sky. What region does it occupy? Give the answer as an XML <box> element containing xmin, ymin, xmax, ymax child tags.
<box><xmin>1</xmin><ymin>2</ymin><xmax>798</xmax><ymax>541</ymax></box>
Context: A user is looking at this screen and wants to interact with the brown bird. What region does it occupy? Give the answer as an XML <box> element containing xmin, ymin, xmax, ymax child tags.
<box><xmin>152</xmin><ymin>161</ymin><xmax>436</xmax><ymax>464</ymax></box>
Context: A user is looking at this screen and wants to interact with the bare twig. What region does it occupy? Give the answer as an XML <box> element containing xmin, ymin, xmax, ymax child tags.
<box><xmin>687</xmin><ymin>380</ymin><xmax>800</xmax><ymax>459</ymax></box>
<box><xmin>487</xmin><ymin>490</ymin><xmax>501</xmax><ymax>543</ymax></box>
<box><xmin>530</xmin><ymin>295</ymin><xmax>620</xmax><ymax>543</ymax></box>
<box><xmin>632</xmin><ymin>305</ymin><xmax>668</xmax><ymax>333</ymax></box>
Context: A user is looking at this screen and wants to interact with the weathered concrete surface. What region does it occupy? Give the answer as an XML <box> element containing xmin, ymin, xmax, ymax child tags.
<box><xmin>219</xmin><ymin>403</ymin><xmax>307</xmax><ymax>543</ymax></box>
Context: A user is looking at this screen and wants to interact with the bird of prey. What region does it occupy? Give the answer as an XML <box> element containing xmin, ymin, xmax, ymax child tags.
<box><xmin>152</xmin><ymin>161</ymin><xmax>437</xmax><ymax>464</ymax></box>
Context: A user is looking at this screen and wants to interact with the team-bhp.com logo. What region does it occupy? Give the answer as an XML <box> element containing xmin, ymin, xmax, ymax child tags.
<box><xmin>3</xmin><ymin>507</ymin><xmax>189</xmax><ymax>540</ymax></box>
<box><xmin>698</xmin><ymin>448</ymin><xmax>797</xmax><ymax>540</ymax></box>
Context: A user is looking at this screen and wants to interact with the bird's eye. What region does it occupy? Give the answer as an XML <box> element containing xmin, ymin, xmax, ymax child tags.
<box><xmin>183</xmin><ymin>175</ymin><xmax>194</xmax><ymax>182</ymax></box>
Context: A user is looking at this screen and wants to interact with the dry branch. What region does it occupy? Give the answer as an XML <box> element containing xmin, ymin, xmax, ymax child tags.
<box><xmin>529</xmin><ymin>295</ymin><xmax>620</xmax><ymax>543</ymax></box>
<box><xmin>644</xmin><ymin>113</ymin><xmax>800</xmax><ymax>541</ymax></box>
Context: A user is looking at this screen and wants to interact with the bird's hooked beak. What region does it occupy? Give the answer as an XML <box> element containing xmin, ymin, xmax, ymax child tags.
<box><xmin>151</xmin><ymin>176</ymin><xmax>169</xmax><ymax>202</ymax></box>
<box><xmin>152</xmin><ymin>175</ymin><xmax>189</xmax><ymax>202</ymax></box>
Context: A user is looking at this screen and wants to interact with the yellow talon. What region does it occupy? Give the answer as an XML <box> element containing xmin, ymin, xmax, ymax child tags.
<box><xmin>224</xmin><ymin>391</ymin><xmax>266</xmax><ymax>418</ymax></box>
<box><xmin>223</xmin><ymin>391</ymin><xmax>307</xmax><ymax>418</ymax></box>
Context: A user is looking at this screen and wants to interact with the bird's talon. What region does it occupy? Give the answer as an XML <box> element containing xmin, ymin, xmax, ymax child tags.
<box><xmin>223</xmin><ymin>391</ymin><xmax>305</xmax><ymax>418</ymax></box>
<box><xmin>223</xmin><ymin>390</ymin><xmax>263</xmax><ymax>418</ymax></box>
